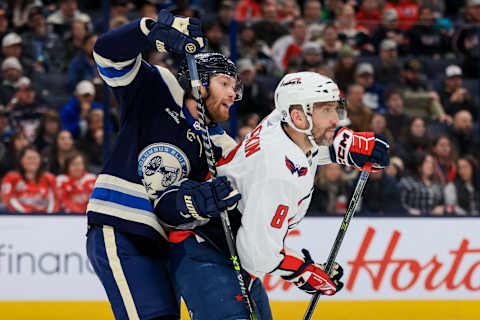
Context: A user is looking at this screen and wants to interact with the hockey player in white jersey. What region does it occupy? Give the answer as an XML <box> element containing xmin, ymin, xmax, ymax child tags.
<box><xmin>168</xmin><ymin>72</ymin><xmax>390</xmax><ymax>319</ymax></box>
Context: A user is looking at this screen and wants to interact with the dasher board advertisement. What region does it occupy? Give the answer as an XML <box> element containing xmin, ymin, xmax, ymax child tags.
<box><xmin>0</xmin><ymin>215</ymin><xmax>479</xmax><ymax>301</ymax></box>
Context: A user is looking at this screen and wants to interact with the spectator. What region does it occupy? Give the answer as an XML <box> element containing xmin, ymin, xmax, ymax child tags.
<box><xmin>0</xmin><ymin>130</ymin><xmax>28</xmax><ymax>177</ymax></box>
<box><xmin>407</xmin><ymin>5</ymin><xmax>450</xmax><ymax>57</ymax></box>
<box><xmin>300</xmin><ymin>41</ymin><xmax>322</xmax><ymax>71</ymax></box>
<box><xmin>399</xmin><ymin>151</ymin><xmax>444</xmax><ymax>215</ymax></box>
<box><xmin>61</xmin><ymin>80</ymin><xmax>103</xmax><ymax>139</ymax></box>
<box><xmin>448</xmin><ymin>110</ymin><xmax>478</xmax><ymax>157</ymax></box>
<box><xmin>11</xmin><ymin>0</ymin><xmax>38</xmax><ymax>31</ymax></box>
<box><xmin>333</xmin><ymin>45</ymin><xmax>357</xmax><ymax>91</ymax></box>
<box><xmin>346</xmin><ymin>84</ymin><xmax>373</xmax><ymax>132</ymax></box>
<box><xmin>356</xmin><ymin>0</ymin><xmax>383</xmax><ymax>33</ymax></box>
<box><xmin>371</xmin><ymin>9</ymin><xmax>408</xmax><ymax>55</ymax></box>
<box><xmin>235</xmin><ymin>58</ymin><xmax>274</xmax><ymax>121</ymax></box>
<box><xmin>359</xmin><ymin>169</ymin><xmax>403</xmax><ymax>214</ymax></box>
<box><xmin>320</xmin><ymin>24</ymin><xmax>342</xmax><ymax>67</ymax></box>
<box><xmin>310</xmin><ymin>163</ymin><xmax>350</xmax><ymax>214</ymax></box>
<box><xmin>45</xmin><ymin>129</ymin><xmax>75</xmax><ymax>175</ymax></box>
<box><xmin>94</xmin><ymin>0</ymin><xmax>129</xmax><ymax>34</ymax></box>
<box><xmin>2</xmin><ymin>32</ymin><xmax>32</xmax><ymax>75</ymax></box>
<box><xmin>34</xmin><ymin>109</ymin><xmax>61</xmax><ymax>154</ymax></box>
<box><xmin>431</xmin><ymin>135</ymin><xmax>457</xmax><ymax>186</ymax></box>
<box><xmin>0</xmin><ymin>106</ymin><xmax>13</xmax><ymax>143</ymax></box>
<box><xmin>6</xmin><ymin>79</ymin><xmax>48</xmax><ymax>138</ymax></box>
<box><xmin>396</xmin><ymin>117</ymin><xmax>431</xmax><ymax>162</ymax></box>
<box><xmin>384</xmin><ymin>88</ymin><xmax>411</xmax><ymax>140</ymax></box>
<box><xmin>0</xmin><ymin>9</ymin><xmax>9</xmax><ymax>45</ymax></box>
<box><xmin>21</xmin><ymin>6</ymin><xmax>65</xmax><ymax>74</ymax></box>
<box><xmin>374</xmin><ymin>39</ymin><xmax>402</xmax><ymax>86</ymax></box>
<box><xmin>203</xmin><ymin>19</ymin><xmax>229</xmax><ymax>56</ymax></box>
<box><xmin>369</xmin><ymin>113</ymin><xmax>395</xmax><ymax>154</ymax></box>
<box><xmin>77</xmin><ymin>108</ymin><xmax>105</xmax><ymax>173</ymax></box>
<box><xmin>453</xmin><ymin>0</ymin><xmax>480</xmax><ymax>78</ymax></box>
<box><xmin>335</xmin><ymin>4</ymin><xmax>371</xmax><ymax>53</ymax></box>
<box><xmin>439</xmin><ymin>65</ymin><xmax>477</xmax><ymax>120</ymax></box>
<box><xmin>252</xmin><ymin>1</ymin><xmax>289</xmax><ymax>47</ymax></box>
<box><xmin>272</xmin><ymin>17</ymin><xmax>307</xmax><ymax>71</ymax></box>
<box><xmin>216</xmin><ymin>1</ymin><xmax>236</xmax><ymax>34</ymax></box>
<box><xmin>235</xmin><ymin>0</ymin><xmax>262</xmax><ymax>22</ymax></box>
<box><xmin>303</xmin><ymin>0</ymin><xmax>325</xmax><ymax>41</ymax></box>
<box><xmin>0</xmin><ymin>57</ymin><xmax>26</xmax><ymax>105</ymax></box>
<box><xmin>56</xmin><ymin>151</ymin><xmax>96</xmax><ymax>213</ymax></box>
<box><xmin>278</xmin><ymin>0</ymin><xmax>300</xmax><ymax>24</ymax></box>
<box><xmin>399</xmin><ymin>59</ymin><xmax>450</xmax><ymax>123</ymax></box>
<box><xmin>1</xmin><ymin>145</ymin><xmax>59</xmax><ymax>213</ymax></box>
<box><xmin>46</xmin><ymin>0</ymin><xmax>92</xmax><ymax>40</ymax></box>
<box><xmin>444</xmin><ymin>155</ymin><xmax>479</xmax><ymax>215</ymax></box>
<box><xmin>385</xmin><ymin>155</ymin><xmax>405</xmax><ymax>181</ymax></box>
<box><xmin>63</xmin><ymin>19</ymin><xmax>87</xmax><ymax>71</ymax></box>
<box><xmin>384</xmin><ymin>0</ymin><xmax>420</xmax><ymax>31</ymax></box>
<box><xmin>67</xmin><ymin>32</ymin><xmax>98</xmax><ymax>91</ymax></box>
<box><xmin>354</xmin><ymin>62</ymin><xmax>387</xmax><ymax>113</ymax></box>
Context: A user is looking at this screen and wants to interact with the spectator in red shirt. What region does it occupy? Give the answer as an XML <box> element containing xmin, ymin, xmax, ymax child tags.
<box><xmin>384</xmin><ymin>0</ymin><xmax>419</xmax><ymax>31</ymax></box>
<box><xmin>1</xmin><ymin>145</ymin><xmax>59</xmax><ymax>213</ymax></box>
<box><xmin>356</xmin><ymin>0</ymin><xmax>383</xmax><ymax>33</ymax></box>
<box><xmin>56</xmin><ymin>151</ymin><xmax>96</xmax><ymax>213</ymax></box>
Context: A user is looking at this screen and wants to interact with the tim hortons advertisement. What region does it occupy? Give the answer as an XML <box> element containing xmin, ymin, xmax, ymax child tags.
<box><xmin>0</xmin><ymin>216</ymin><xmax>479</xmax><ymax>301</ymax></box>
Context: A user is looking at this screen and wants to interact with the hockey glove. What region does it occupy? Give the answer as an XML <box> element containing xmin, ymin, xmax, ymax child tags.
<box><xmin>147</xmin><ymin>10</ymin><xmax>206</xmax><ymax>55</ymax></box>
<box><xmin>176</xmin><ymin>176</ymin><xmax>241</xmax><ymax>220</ymax></box>
<box><xmin>329</xmin><ymin>127</ymin><xmax>390</xmax><ymax>172</ymax></box>
<box><xmin>281</xmin><ymin>249</ymin><xmax>344</xmax><ymax>296</ymax></box>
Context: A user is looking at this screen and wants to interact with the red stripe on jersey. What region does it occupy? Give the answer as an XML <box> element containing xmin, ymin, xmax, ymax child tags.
<box><xmin>168</xmin><ymin>230</ymin><xmax>192</xmax><ymax>243</ymax></box>
<box><xmin>205</xmin><ymin>141</ymin><xmax>242</xmax><ymax>181</ymax></box>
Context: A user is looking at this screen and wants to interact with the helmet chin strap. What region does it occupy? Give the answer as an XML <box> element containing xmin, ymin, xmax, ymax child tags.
<box><xmin>194</xmin><ymin>82</ymin><xmax>216</xmax><ymax>126</ymax></box>
<box><xmin>285</xmin><ymin>110</ymin><xmax>319</xmax><ymax>156</ymax></box>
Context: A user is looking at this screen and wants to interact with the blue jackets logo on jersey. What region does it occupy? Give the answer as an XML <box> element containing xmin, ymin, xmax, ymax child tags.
<box><xmin>138</xmin><ymin>143</ymin><xmax>191</xmax><ymax>200</ymax></box>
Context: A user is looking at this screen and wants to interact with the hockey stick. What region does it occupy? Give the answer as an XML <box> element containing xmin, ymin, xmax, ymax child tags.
<box><xmin>302</xmin><ymin>169</ymin><xmax>370</xmax><ymax>320</ymax></box>
<box><xmin>186</xmin><ymin>54</ymin><xmax>259</xmax><ymax>320</ymax></box>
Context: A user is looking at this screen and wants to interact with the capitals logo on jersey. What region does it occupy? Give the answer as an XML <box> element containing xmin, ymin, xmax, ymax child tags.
<box><xmin>285</xmin><ymin>156</ymin><xmax>308</xmax><ymax>177</ymax></box>
<box><xmin>138</xmin><ymin>143</ymin><xmax>190</xmax><ymax>200</ymax></box>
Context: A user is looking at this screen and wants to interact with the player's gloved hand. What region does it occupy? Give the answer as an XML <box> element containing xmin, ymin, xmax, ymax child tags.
<box><xmin>281</xmin><ymin>249</ymin><xmax>344</xmax><ymax>296</ymax></box>
<box><xmin>176</xmin><ymin>176</ymin><xmax>241</xmax><ymax>220</ymax></box>
<box><xmin>329</xmin><ymin>127</ymin><xmax>390</xmax><ymax>172</ymax></box>
<box><xmin>147</xmin><ymin>9</ymin><xmax>206</xmax><ymax>55</ymax></box>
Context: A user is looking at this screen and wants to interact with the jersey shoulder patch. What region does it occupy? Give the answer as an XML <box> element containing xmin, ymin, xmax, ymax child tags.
<box><xmin>137</xmin><ymin>143</ymin><xmax>191</xmax><ymax>200</ymax></box>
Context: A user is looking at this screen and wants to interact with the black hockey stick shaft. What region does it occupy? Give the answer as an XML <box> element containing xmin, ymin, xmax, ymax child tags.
<box><xmin>186</xmin><ymin>55</ymin><xmax>258</xmax><ymax>320</ymax></box>
<box><xmin>303</xmin><ymin>169</ymin><xmax>370</xmax><ymax>320</ymax></box>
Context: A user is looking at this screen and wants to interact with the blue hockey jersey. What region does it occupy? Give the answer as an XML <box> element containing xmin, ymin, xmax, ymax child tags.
<box><xmin>86</xmin><ymin>18</ymin><xmax>237</xmax><ymax>247</ymax></box>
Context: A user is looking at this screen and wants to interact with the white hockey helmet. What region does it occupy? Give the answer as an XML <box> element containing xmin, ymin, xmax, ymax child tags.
<box><xmin>274</xmin><ymin>71</ymin><xmax>345</xmax><ymax>135</ymax></box>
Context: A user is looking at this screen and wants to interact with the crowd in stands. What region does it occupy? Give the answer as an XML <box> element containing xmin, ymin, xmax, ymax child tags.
<box><xmin>0</xmin><ymin>0</ymin><xmax>478</xmax><ymax>216</ymax></box>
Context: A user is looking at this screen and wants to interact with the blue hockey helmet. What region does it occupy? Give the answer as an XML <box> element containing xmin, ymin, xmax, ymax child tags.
<box><xmin>177</xmin><ymin>52</ymin><xmax>243</xmax><ymax>101</ymax></box>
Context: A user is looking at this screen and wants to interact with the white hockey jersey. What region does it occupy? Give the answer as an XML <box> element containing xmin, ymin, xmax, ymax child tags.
<box><xmin>216</xmin><ymin>112</ymin><xmax>332</xmax><ymax>278</ymax></box>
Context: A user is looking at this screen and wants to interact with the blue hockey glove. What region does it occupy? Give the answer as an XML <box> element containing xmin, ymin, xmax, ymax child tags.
<box><xmin>329</xmin><ymin>127</ymin><xmax>390</xmax><ymax>172</ymax></box>
<box><xmin>176</xmin><ymin>176</ymin><xmax>241</xmax><ymax>220</ymax></box>
<box><xmin>147</xmin><ymin>10</ymin><xmax>206</xmax><ymax>55</ymax></box>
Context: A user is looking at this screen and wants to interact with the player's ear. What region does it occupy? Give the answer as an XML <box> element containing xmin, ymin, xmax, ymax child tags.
<box><xmin>290</xmin><ymin>105</ymin><xmax>308</xmax><ymax>130</ymax></box>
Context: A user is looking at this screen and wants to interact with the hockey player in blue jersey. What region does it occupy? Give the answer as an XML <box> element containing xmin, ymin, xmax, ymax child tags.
<box><xmin>85</xmin><ymin>10</ymin><xmax>243</xmax><ymax>320</ymax></box>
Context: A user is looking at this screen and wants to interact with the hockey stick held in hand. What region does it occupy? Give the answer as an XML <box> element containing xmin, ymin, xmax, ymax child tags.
<box><xmin>186</xmin><ymin>54</ymin><xmax>259</xmax><ymax>320</ymax></box>
<box><xmin>302</xmin><ymin>169</ymin><xmax>371</xmax><ymax>320</ymax></box>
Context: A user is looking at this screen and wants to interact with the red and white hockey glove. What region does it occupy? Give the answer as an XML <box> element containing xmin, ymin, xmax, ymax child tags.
<box><xmin>329</xmin><ymin>127</ymin><xmax>390</xmax><ymax>172</ymax></box>
<box><xmin>280</xmin><ymin>249</ymin><xmax>344</xmax><ymax>296</ymax></box>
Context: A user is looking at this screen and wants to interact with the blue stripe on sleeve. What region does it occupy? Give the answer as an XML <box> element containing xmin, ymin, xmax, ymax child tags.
<box><xmin>97</xmin><ymin>62</ymin><xmax>135</xmax><ymax>79</ymax></box>
<box><xmin>91</xmin><ymin>187</ymin><xmax>152</xmax><ymax>211</ymax></box>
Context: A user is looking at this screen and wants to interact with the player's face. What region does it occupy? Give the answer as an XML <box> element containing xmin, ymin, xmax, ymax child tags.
<box><xmin>311</xmin><ymin>101</ymin><xmax>340</xmax><ymax>145</ymax></box>
<box><xmin>204</xmin><ymin>74</ymin><xmax>237</xmax><ymax>122</ymax></box>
